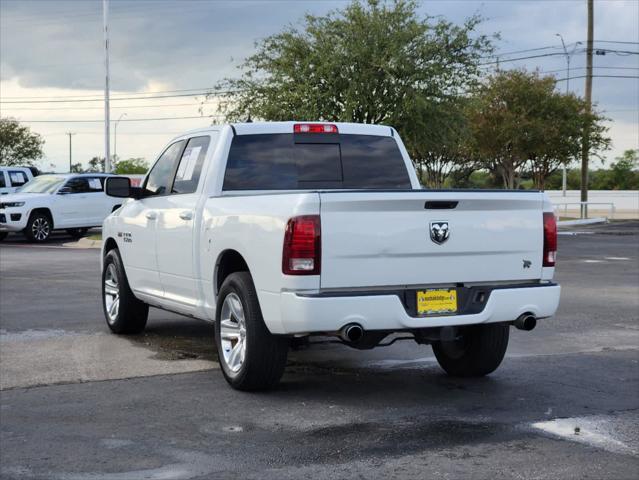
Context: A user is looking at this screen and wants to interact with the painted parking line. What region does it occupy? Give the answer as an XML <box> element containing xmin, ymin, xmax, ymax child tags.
<box><xmin>531</xmin><ymin>413</ymin><xmax>639</xmax><ymax>456</ymax></box>
<box><xmin>605</xmin><ymin>257</ymin><xmax>631</xmax><ymax>261</ymax></box>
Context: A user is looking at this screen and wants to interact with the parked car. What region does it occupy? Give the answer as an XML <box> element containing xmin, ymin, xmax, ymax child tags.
<box><xmin>101</xmin><ymin>122</ymin><xmax>560</xmax><ymax>391</ymax></box>
<box><xmin>0</xmin><ymin>166</ymin><xmax>38</xmax><ymax>195</ymax></box>
<box><xmin>0</xmin><ymin>173</ymin><xmax>123</xmax><ymax>242</ymax></box>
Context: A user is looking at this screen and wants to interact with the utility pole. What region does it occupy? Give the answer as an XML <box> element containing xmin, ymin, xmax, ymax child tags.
<box><xmin>556</xmin><ymin>34</ymin><xmax>583</xmax><ymax>197</ymax></box>
<box><xmin>66</xmin><ymin>132</ymin><xmax>75</xmax><ymax>172</ymax></box>
<box><xmin>581</xmin><ymin>0</ymin><xmax>594</xmax><ymax>218</ymax></box>
<box><xmin>103</xmin><ymin>0</ymin><xmax>111</xmax><ymax>173</ymax></box>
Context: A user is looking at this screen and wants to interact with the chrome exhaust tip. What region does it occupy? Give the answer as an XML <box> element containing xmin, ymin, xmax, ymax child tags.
<box><xmin>339</xmin><ymin>323</ymin><xmax>364</xmax><ymax>343</ymax></box>
<box><xmin>514</xmin><ymin>313</ymin><xmax>537</xmax><ymax>331</ymax></box>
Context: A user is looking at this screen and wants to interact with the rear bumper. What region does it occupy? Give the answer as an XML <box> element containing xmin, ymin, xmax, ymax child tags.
<box><xmin>265</xmin><ymin>283</ymin><xmax>560</xmax><ymax>335</ymax></box>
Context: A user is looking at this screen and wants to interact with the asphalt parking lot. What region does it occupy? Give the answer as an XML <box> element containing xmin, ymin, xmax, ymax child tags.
<box><xmin>1</xmin><ymin>222</ymin><xmax>638</xmax><ymax>479</ymax></box>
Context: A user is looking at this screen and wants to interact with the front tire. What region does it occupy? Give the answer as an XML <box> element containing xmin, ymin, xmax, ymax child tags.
<box><xmin>102</xmin><ymin>248</ymin><xmax>148</xmax><ymax>334</ymax></box>
<box><xmin>24</xmin><ymin>211</ymin><xmax>52</xmax><ymax>242</ymax></box>
<box><xmin>215</xmin><ymin>272</ymin><xmax>289</xmax><ymax>391</ymax></box>
<box><xmin>66</xmin><ymin>228</ymin><xmax>89</xmax><ymax>239</ymax></box>
<box><xmin>432</xmin><ymin>323</ymin><xmax>509</xmax><ymax>377</ymax></box>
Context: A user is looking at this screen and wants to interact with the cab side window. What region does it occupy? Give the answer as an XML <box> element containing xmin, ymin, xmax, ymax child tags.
<box><xmin>172</xmin><ymin>136</ymin><xmax>210</xmax><ymax>194</ymax></box>
<box><xmin>144</xmin><ymin>140</ymin><xmax>185</xmax><ymax>196</ymax></box>
<box><xmin>8</xmin><ymin>170</ymin><xmax>28</xmax><ymax>187</ymax></box>
<box><xmin>0</xmin><ymin>172</ymin><xmax>6</xmax><ymax>188</ymax></box>
<box><xmin>64</xmin><ymin>178</ymin><xmax>90</xmax><ymax>193</ymax></box>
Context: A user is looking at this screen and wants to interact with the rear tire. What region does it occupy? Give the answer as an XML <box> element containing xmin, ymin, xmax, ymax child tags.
<box><xmin>24</xmin><ymin>211</ymin><xmax>52</xmax><ymax>243</ymax></box>
<box><xmin>102</xmin><ymin>248</ymin><xmax>148</xmax><ymax>334</ymax></box>
<box><xmin>432</xmin><ymin>323</ymin><xmax>509</xmax><ymax>377</ymax></box>
<box><xmin>215</xmin><ymin>272</ymin><xmax>289</xmax><ymax>391</ymax></box>
<box><xmin>66</xmin><ymin>228</ymin><xmax>89</xmax><ymax>239</ymax></box>
<box><xmin>0</xmin><ymin>232</ymin><xmax>7</xmax><ymax>241</ymax></box>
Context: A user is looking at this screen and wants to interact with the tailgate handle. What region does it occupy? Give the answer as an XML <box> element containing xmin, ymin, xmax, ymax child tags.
<box><xmin>424</xmin><ymin>201</ymin><xmax>458</xmax><ymax>209</ymax></box>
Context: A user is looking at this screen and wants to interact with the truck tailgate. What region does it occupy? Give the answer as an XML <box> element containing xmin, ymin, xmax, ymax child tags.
<box><xmin>319</xmin><ymin>191</ymin><xmax>544</xmax><ymax>289</ymax></box>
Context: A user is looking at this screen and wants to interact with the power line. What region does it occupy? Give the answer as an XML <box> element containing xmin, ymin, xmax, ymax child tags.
<box><xmin>484</xmin><ymin>40</ymin><xmax>636</xmax><ymax>60</ymax></box>
<box><xmin>594</xmin><ymin>48</ymin><xmax>639</xmax><ymax>56</ymax></box>
<box><xmin>482</xmin><ymin>45</ymin><xmax>561</xmax><ymax>59</ymax></box>
<box><xmin>14</xmin><ymin>115</ymin><xmax>225</xmax><ymax>123</ymax></box>
<box><xmin>540</xmin><ymin>66</ymin><xmax>639</xmax><ymax>75</ymax></box>
<box><xmin>2</xmin><ymin>102</ymin><xmax>206</xmax><ymax>111</ymax></box>
<box><xmin>480</xmin><ymin>48</ymin><xmax>638</xmax><ymax>67</ymax></box>
<box><xmin>2</xmin><ymin>2</ymin><xmax>223</xmax><ymax>25</ymax></box>
<box><xmin>40</xmin><ymin>131</ymin><xmax>192</xmax><ymax>136</ymax></box>
<box><xmin>479</xmin><ymin>51</ymin><xmax>581</xmax><ymax>66</ymax></box>
<box><xmin>593</xmin><ymin>40</ymin><xmax>639</xmax><ymax>45</ymax></box>
<box><xmin>0</xmin><ymin>86</ymin><xmax>222</xmax><ymax>100</ymax></box>
<box><xmin>0</xmin><ymin>91</ymin><xmax>232</xmax><ymax>104</ymax></box>
<box><xmin>554</xmin><ymin>75</ymin><xmax>639</xmax><ymax>82</ymax></box>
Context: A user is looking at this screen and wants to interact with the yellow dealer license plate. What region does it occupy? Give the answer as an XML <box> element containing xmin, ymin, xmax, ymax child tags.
<box><xmin>417</xmin><ymin>289</ymin><xmax>458</xmax><ymax>315</ymax></box>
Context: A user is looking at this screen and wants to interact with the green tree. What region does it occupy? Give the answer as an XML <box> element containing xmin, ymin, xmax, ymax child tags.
<box><xmin>591</xmin><ymin>149</ymin><xmax>639</xmax><ymax>190</ymax></box>
<box><xmin>70</xmin><ymin>162</ymin><xmax>83</xmax><ymax>173</ymax></box>
<box><xmin>526</xmin><ymin>95</ymin><xmax>609</xmax><ymax>190</ymax></box>
<box><xmin>213</xmin><ymin>0</ymin><xmax>493</xmax><ymax>166</ymax></box>
<box><xmin>114</xmin><ymin>157</ymin><xmax>149</xmax><ymax>174</ymax></box>
<box><xmin>0</xmin><ymin>117</ymin><xmax>45</xmax><ymax>167</ymax></box>
<box><xmin>406</xmin><ymin>98</ymin><xmax>479</xmax><ymax>187</ymax></box>
<box><xmin>467</xmin><ymin>70</ymin><xmax>609</xmax><ymax>189</ymax></box>
<box><xmin>86</xmin><ymin>156</ymin><xmax>105</xmax><ymax>173</ymax></box>
<box><xmin>611</xmin><ymin>149</ymin><xmax>638</xmax><ymax>189</ymax></box>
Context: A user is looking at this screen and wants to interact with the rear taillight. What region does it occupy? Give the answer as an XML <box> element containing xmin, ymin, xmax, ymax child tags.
<box><xmin>293</xmin><ymin>123</ymin><xmax>338</xmax><ymax>134</ymax></box>
<box><xmin>282</xmin><ymin>215</ymin><xmax>321</xmax><ymax>275</ymax></box>
<box><xmin>543</xmin><ymin>212</ymin><xmax>557</xmax><ymax>267</ymax></box>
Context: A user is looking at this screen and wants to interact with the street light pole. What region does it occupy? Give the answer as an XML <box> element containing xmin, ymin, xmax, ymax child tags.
<box><xmin>114</xmin><ymin>113</ymin><xmax>126</xmax><ymax>165</ymax></box>
<box><xmin>103</xmin><ymin>0</ymin><xmax>111</xmax><ymax>173</ymax></box>
<box><xmin>556</xmin><ymin>34</ymin><xmax>583</xmax><ymax>197</ymax></box>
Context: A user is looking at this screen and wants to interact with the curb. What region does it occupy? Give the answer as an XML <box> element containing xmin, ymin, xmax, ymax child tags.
<box><xmin>62</xmin><ymin>237</ymin><xmax>103</xmax><ymax>249</ymax></box>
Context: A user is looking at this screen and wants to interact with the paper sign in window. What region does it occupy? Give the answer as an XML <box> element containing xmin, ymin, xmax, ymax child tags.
<box><xmin>10</xmin><ymin>172</ymin><xmax>25</xmax><ymax>183</ymax></box>
<box><xmin>88</xmin><ymin>178</ymin><xmax>102</xmax><ymax>190</ymax></box>
<box><xmin>176</xmin><ymin>146</ymin><xmax>201</xmax><ymax>181</ymax></box>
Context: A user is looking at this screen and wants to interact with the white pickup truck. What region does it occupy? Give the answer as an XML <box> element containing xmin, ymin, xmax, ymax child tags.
<box><xmin>102</xmin><ymin>122</ymin><xmax>560</xmax><ymax>391</ymax></box>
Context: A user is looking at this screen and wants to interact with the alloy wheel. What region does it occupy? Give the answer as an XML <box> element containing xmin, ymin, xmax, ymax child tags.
<box><xmin>32</xmin><ymin>217</ymin><xmax>50</xmax><ymax>241</ymax></box>
<box><xmin>219</xmin><ymin>292</ymin><xmax>247</xmax><ymax>376</ymax></box>
<box><xmin>104</xmin><ymin>263</ymin><xmax>120</xmax><ymax>324</ymax></box>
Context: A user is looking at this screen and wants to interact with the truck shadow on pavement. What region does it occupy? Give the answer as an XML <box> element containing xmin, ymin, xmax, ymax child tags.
<box><xmin>127</xmin><ymin>319</ymin><xmax>217</xmax><ymax>361</ymax></box>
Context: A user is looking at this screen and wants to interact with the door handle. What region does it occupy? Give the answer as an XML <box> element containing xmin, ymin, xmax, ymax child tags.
<box><xmin>179</xmin><ymin>211</ymin><xmax>193</xmax><ymax>221</ymax></box>
<box><xmin>145</xmin><ymin>211</ymin><xmax>157</xmax><ymax>220</ymax></box>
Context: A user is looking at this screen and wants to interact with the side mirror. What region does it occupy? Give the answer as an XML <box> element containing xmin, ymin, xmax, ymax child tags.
<box><xmin>57</xmin><ymin>187</ymin><xmax>72</xmax><ymax>195</ymax></box>
<box><xmin>106</xmin><ymin>177</ymin><xmax>132</xmax><ymax>198</ymax></box>
<box><xmin>105</xmin><ymin>177</ymin><xmax>144</xmax><ymax>199</ymax></box>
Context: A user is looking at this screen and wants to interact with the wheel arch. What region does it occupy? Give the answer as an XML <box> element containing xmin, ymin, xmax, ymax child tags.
<box><xmin>103</xmin><ymin>237</ymin><xmax>118</xmax><ymax>256</ymax></box>
<box><xmin>214</xmin><ymin>249</ymin><xmax>250</xmax><ymax>296</ymax></box>
<box><xmin>29</xmin><ymin>207</ymin><xmax>54</xmax><ymax>228</ymax></box>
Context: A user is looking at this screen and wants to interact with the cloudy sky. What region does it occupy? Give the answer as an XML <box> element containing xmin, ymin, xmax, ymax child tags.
<box><xmin>1</xmin><ymin>0</ymin><xmax>637</xmax><ymax>172</ymax></box>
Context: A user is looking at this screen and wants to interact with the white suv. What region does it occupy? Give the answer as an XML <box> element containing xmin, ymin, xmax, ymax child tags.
<box><xmin>0</xmin><ymin>173</ymin><xmax>123</xmax><ymax>242</ymax></box>
<box><xmin>0</xmin><ymin>167</ymin><xmax>36</xmax><ymax>195</ymax></box>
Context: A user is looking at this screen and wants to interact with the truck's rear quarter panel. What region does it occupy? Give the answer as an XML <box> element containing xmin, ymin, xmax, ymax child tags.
<box><xmin>199</xmin><ymin>192</ymin><xmax>321</xmax><ymax>329</ymax></box>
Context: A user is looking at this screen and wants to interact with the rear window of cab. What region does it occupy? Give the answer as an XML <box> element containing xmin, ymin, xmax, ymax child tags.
<box><xmin>223</xmin><ymin>133</ymin><xmax>411</xmax><ymax>190</ymax></box>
